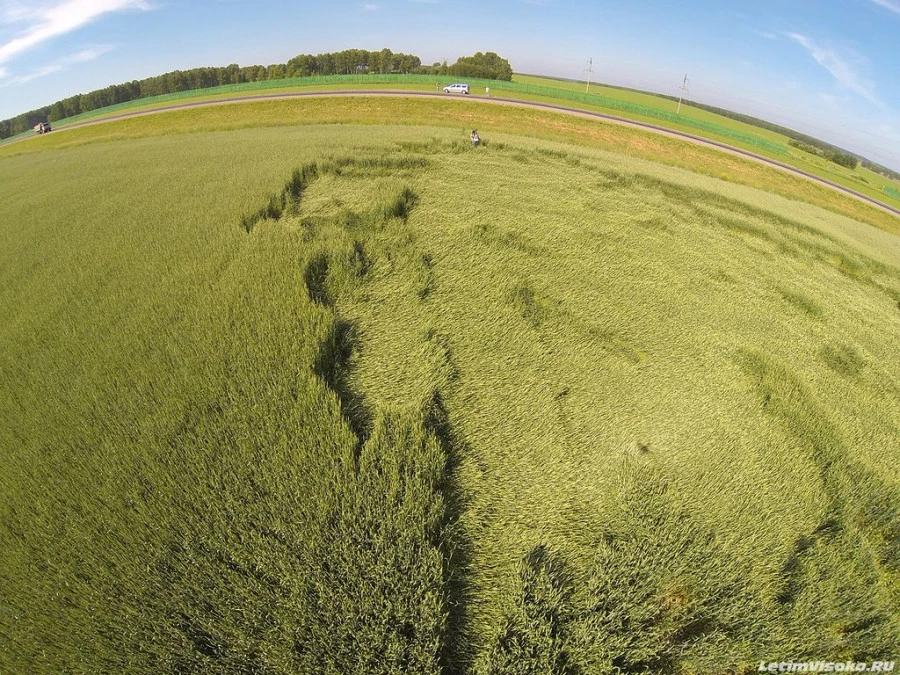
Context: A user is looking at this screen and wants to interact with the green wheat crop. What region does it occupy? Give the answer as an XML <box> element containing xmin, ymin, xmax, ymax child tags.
<box><xmin>1</xmin><ymin>123</ymin><xmax>897</xmax><ymax>673</ymax></box>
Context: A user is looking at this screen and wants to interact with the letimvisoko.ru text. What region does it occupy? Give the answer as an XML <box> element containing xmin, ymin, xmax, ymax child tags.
<box><xmin>759</xmin><ymin>662</ymin><xmax>895</xmax><ymax>673</ymax></box>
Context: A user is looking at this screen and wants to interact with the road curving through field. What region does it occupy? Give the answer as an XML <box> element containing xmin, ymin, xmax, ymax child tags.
<box><xmin>13</xmin><ymin>89</ymin><xmax>900</xmax><ymax>219</ymax></box>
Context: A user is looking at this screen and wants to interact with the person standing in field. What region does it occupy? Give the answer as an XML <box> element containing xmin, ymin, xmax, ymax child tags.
<box><xmin>471</xmin><ymin>130</ymin><xmax>480</xmax><ymax>146</ymax></box>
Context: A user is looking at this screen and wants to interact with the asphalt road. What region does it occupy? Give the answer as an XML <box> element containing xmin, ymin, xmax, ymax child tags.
<box><xmin>11</xmin><ymin>89</ymin><xmax>900</xmax><ymax>219</ymax></box>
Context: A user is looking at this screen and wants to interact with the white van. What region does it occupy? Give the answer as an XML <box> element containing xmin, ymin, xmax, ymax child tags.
<box><xmin>442</xmin><ymin>83</ymin><xmax>470</xmax><ymax>95</ymax></box>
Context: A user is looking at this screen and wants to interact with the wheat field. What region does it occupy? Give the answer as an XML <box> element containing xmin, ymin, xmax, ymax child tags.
<box><xmin>1</xmin><ymin>122</ymin><xmax>898</xmax><ymax>673</ymax></box>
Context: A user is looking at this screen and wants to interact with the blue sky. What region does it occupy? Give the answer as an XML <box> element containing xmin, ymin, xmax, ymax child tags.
<box><xmin>1</xmin><ymin>0</ymin><xmax>899</xmax><ymax>170</ymax></box>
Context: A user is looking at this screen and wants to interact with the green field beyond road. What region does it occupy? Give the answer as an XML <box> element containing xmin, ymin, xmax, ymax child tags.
<box><xmin>1</xmin><ymin>124</ymin><xmax>898</xmax><ymax>672</ymax></box>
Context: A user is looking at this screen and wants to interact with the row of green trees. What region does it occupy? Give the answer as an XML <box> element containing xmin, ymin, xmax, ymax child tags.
<box><xmin>448</xmin><ymin>51</ymin><xmax>514</xmax><ymax>80</ymax></box>
<box><xmin>0</xmin><ymin>49</ymin><xmax>514</xmax><ymax>139</ymax></box>
<box><xmin>788</xmin><ymin>139</ymin><xmax>859</xmax><ymax>169</ymax></box>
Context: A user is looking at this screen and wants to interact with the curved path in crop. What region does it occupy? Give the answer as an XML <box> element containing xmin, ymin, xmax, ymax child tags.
<box><xmin>14</xmin><ymin>89</ymin><xmax>900</xmax><ymax>218</ymax></box>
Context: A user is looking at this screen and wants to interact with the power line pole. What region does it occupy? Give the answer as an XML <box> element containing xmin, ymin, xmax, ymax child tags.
<box><xmin>676</xmin><ymin>74</ymin><xmax>689</xmax><ymax>115</ymax></box>
<box><xmin>584</xmin><ymin>58</ymin><xmax>594</xmax><ymax>94</ymax></box>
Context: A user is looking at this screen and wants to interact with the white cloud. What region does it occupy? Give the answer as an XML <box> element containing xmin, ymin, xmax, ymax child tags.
<box><xmin>0</xmin><ymin>0</ymin><xmax>149</xmax><ymax>66</ymax></box>
<box><xmin>12</xmin><ymin>63</ymin><xmax>62</xmax><ymax>83</ymax></box>
<box><xmin>872</xmin><ymin>123</ymin><xmax>900</xmax><ymax>142</ymax></box>
<box><xmin>869</xmin><ymin>0</ymin><xmax>900</xmax><ymax>15</ymax></box>
<box><xmin>362</xmin><ymin>3</ymin><xmax>379</xmax><ymax>10</ymax></box>
<box><xmin>787</xmin><ymin>32</ymin><xmax>879</xmax><ymax>105</ymax></box>
<box><xmin>0</xmin><ymin>2</ymin><xmax>44</xmax><ymax>25</ymax></box>
<box><xmin>5</xmin><ymin>42</ymin><xmax>113</xmax><ymax>83</ymax></box>
<box><xmin>68</xmin><ymin>43</ymin><xmax>112</xmax><ymax>62</ymax></box>
<box><xmin>818</xmin><ymin>92</ymin><xmax>850</xmax><ymax>108</ymax></box>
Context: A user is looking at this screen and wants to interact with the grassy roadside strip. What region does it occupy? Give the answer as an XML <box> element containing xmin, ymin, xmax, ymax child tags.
<box><xmin>515</xmin><ymin>74</ymin><xmax>900</xmax><ymax>200</ymax></box>
<box><xmin>3</xmin><ymin>95</ymin><xmax>897</xmax><ymax>235</ymax></box>
<box><xmin>5</xmin><ymin>73</ymin><xmax>899</xmax><ymax>210</ymax></box>
<box><xmin>0</xmin><ymin>83</ymin><xmax>805</xmax><ymax>165</ymax></box>
<box><xmin>19</xmin><ymin>75</ymin><xmax>790</xmax><ymax>158</ymax></box>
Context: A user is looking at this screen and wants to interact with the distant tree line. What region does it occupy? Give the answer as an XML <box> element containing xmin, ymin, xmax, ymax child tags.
<box><xmin>0</xmin><ymin>48</ymin><xmax>514</xmax><ymax>139</ymax></box>
<box><xmin>788</xmin><ymin>140</ymin><xmax>859</xmax><ymax>169</ymax></box>
<box><xmin>659</xmin><ymin>96</ymin><xmax>893</xmax><ymax>177</ymax></box>
<box><xmin>858</xmin><ymin>157</ymin><xmax>899</xmax><ymax>181</ymax></box>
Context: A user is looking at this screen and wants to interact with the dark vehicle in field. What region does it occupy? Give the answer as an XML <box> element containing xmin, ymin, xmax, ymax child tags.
<box><xmin>34</xmin><ymin>122</ymin><xmax>52</xmax><ymax>134</ymax></box>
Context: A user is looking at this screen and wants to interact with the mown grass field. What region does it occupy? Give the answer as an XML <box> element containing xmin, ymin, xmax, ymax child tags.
<box><xmin>1</xmin><ymin>119</ymin><xmax>899</xmax><ymax>673</ymax></box>
<box><xmin>7</xmin><ymin>72</ymin><xmax>899</xmax><ymax>211</ymax></box>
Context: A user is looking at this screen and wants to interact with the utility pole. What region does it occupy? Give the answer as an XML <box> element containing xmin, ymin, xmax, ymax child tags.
<box><xmin>676</xmin><ymin>74</ymin><xmax>689</xmax><ymax>115</ymax></box>
<box><xmin>584</xmin><ymin>58</ymin><xmax>594</xmax><ymax>94</ymax></box>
